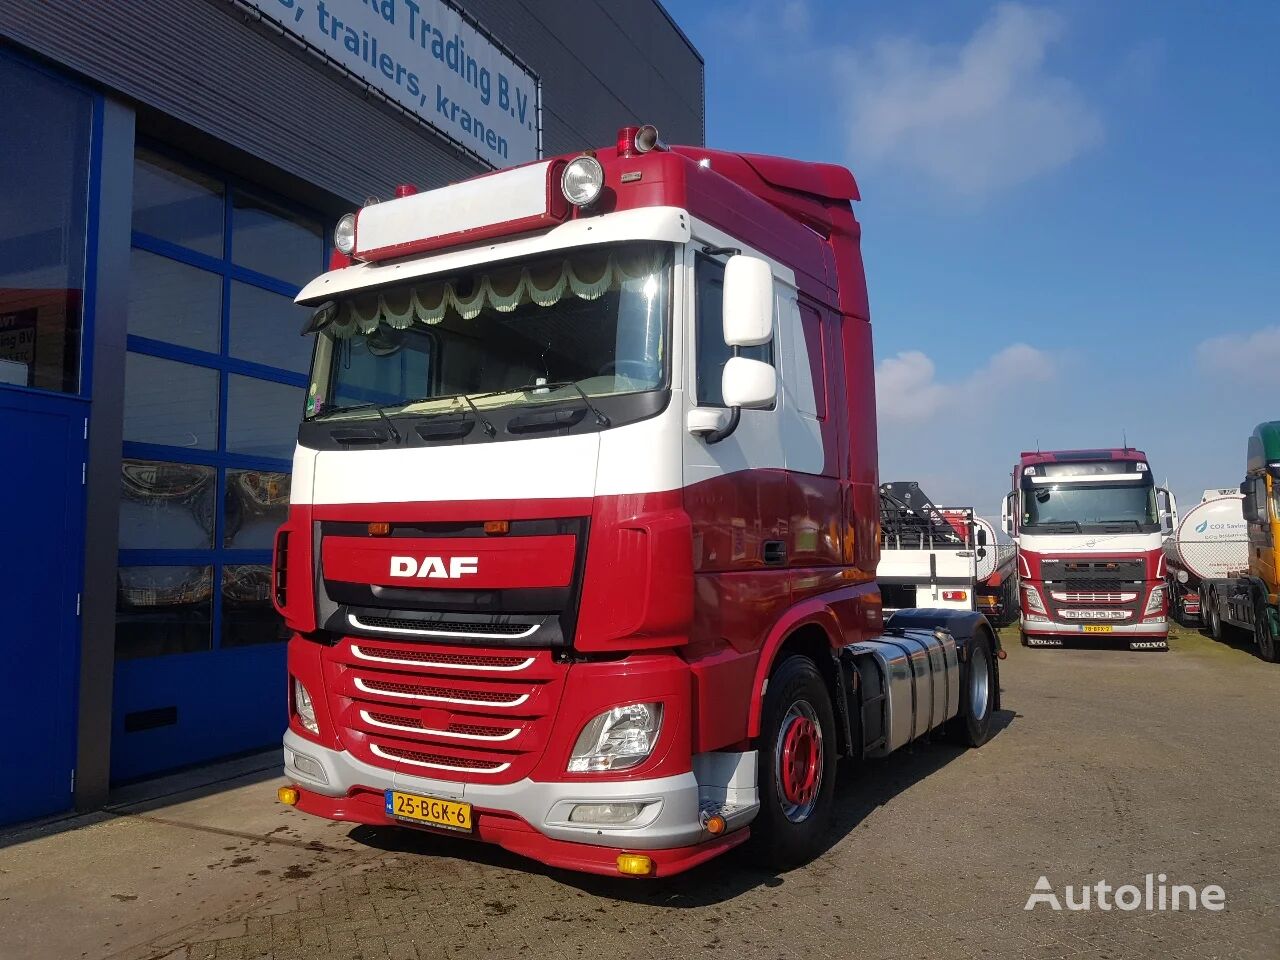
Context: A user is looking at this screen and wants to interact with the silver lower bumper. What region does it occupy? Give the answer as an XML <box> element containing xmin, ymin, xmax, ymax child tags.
<box><xmin>1023</xmin><ymin>618</ymin><xmax>1168</xmax><ymax>636</ymax></box>
<box><xmin>283</xmin><ymin>730</ymin><xmax>758</xmax><ymax>850</ymax></box>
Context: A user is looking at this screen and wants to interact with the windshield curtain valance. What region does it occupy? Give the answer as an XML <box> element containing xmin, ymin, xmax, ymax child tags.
<box><xmin>328</xmin><ymin>247</ymin><xmax>665</xmax><ymax>338</ymax></box>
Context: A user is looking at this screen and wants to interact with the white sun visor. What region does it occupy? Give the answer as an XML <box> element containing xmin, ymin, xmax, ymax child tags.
<box><xmin>355</xmin><ymin>160</ymin><xmax>567</xmax><ymax>262</ymax></box>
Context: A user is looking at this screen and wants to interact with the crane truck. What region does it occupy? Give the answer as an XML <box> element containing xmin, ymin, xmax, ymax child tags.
<box><xmin>1199</xmin><ymin>422</ymin><xmax>1280</xmax><ymax>661</ymax></box>
<box><xmin>1003</xmin><ymin>449</ymin><xmax>1177</xmax><ymax>650</ymax></box>
<box><xmin>272</xmin><ymin>125</ymin><xmax>1003</xmax><ymax>878</ymax></box>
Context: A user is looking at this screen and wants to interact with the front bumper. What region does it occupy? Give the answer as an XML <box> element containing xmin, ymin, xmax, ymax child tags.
<box><xmin>283</xmin><ymin>730</ymin><xmax>756</xmax><ymax>876</ymax></box>
<box><xmin>1022</xmin><ymin>617</ymin><xmax>1168</xmax><ymax>639</ymax></box>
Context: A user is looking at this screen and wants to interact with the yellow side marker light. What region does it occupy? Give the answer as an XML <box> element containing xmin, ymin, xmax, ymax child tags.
<box><xmin>616</xmin><ymin>854</ymin><xmax>654</xmax><ymax>876</ymax></box>
<box><xmin>277</xmin><ymin>786</ymin><xmax>300</xmax><ymax>806</ymax></box>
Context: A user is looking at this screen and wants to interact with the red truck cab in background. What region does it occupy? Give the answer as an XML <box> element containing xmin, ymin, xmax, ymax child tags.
<box><xmin>273</xmin><ymin>126</ymin><xmax>1001</xmax><ymax>878</ymax></box>
<box><xmin>1003</xmin><ymin>449</ymin><xmax>1176</xmax><ymax>650</ymax></box>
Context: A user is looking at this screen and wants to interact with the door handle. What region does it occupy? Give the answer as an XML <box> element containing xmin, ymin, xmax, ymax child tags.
<box><xmin>763</xmin><ymin>540</ymin><xmax>787</xmax><ymax>565</ymax></box>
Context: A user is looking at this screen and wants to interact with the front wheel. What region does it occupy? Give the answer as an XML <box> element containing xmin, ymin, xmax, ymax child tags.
<box><xmin>950</xmin><ymin>628</ymin><xmax>997</xmax><ymax>747</ymax></box>
<box><xmin>748</xmin><ymin>656</ymin><xmax>838</xmax><ymax>871</ymax></box>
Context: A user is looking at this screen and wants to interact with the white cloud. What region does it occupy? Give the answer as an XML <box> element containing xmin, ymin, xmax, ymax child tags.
<box><xmin>1196</xmin><ymin>326</ymin><xmax>1280</xmax><ymax>383</ymax></box>
<box><xmin>839</xmin><ymin>3</ymin><xmax>1104</xmax><ymax>198</ymax></box>
<box><xmin>876</xmin><ymin>342</ymin><xmax>1056</xmax><ymax>424</ymax></box>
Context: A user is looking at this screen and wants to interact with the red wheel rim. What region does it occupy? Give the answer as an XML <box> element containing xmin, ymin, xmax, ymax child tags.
<box><xmin>774</xmin><ymin>700</ymin><xmax>823</xmax><ymax>822</ymax></box>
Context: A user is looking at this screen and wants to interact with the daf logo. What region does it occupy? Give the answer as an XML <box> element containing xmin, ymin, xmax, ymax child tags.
<box><xmin>390</xmin><ymin>556</ymin><xmax>479</xmax><ymax>579</ymax></box>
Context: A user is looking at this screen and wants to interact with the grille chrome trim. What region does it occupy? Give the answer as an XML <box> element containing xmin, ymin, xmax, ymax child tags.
<box><xmin>370</xmin><ymin>743</ymin><xmax>511</xmax><ymax>774</ymax></box>
<box><xmin>1051</xmin><ymin>591</ymin><xmax>1137</xmax><ymax>603</ymax></box>
<box><xmin>349</xmin><ymin>614</ymin><xmax>539</xmax><ymax>640</ymax></box>
<box><xmin>353</xmin><ymin>677</ymin><xmax>530</xmax><ymax>707</ymax></box>
<box><xmin>350</xmin><ymin>645</ymin><xmax>536</xmax><ymax>672</ymax></box>
<box><xmin>359</xmin><ymin>710</ymin><xmax>521</xmax><ymax>741</ymax></box>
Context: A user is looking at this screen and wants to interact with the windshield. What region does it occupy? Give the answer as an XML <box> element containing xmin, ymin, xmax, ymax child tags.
<box><xmin>1021</xmin><ymin>480</ymin><xmax>1159</xmax><ymax>530</ymax></box>
<box><xmin>306</xmin><ymin>242</ymin><xmax>671</xmax><ymax>420</ymax></box>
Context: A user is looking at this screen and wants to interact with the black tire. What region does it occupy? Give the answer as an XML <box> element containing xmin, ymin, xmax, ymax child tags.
<box><xmin>1020</xmin><ymin>629</ymin><xmax>1029</xmax><ymax>647</ymax></box>
<box><xmin>748</xmin><ymin>655</ymin><xmax>838</xmax><ymax>871</ymax></box>
<box><xmin>949</xmin><ymin>628</ymin><xmax>996</xmax><ymax>747</ymax></box>
<box><xmin>1256</xmin><ymin>606</ymin><xmax>1280</xmax><ymax>663</ymax></box>
<box><xmin>1207</xmin><ymin>595</ymin><xmax>1224</xmax><ymax>641</ymax></box>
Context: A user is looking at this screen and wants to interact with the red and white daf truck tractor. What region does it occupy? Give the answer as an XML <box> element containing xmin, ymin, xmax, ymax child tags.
<box><xmin>273</xmin><ymin>125</ymin><xmax>1002</xmax><ymax>878</ymax></box>
<box><xmin>1002</xmin><ymin>449</ymin><xmax>1177</xmax><ymax>650</ymax></box>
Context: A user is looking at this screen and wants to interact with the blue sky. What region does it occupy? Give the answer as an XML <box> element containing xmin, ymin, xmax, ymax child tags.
<box><xmin>662</xmin><ymin>0</ymin><xmax>1280</xmax><ymax>518</ymax></box>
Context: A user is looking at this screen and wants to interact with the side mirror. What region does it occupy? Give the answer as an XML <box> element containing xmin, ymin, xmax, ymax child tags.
<box><xmin>1241</xmin><ymin>481</ymin><xmax>1259</xmax><ymax>522</ymax></box>
<box><xmin>722</xmin><ymin>356</ymin><xmax>777</xmax><ymax>408</ymax></box>
<box><xmin>722</xmin><ymin>255</ymin><xmax>774</xmax><ymax>347</ymax></box>
<box><xmin>302</xmin><ymin>300</ymin><xmax>338</xmax><ymax>335</ymax></box>
<box><xmin>977</xmin><ymin>527</ymin><xmax>988</xmax><ymax>546</ymax></box>
<box><xmin>1001</xmin><ymin>493</ymin><xmax>1014</xmax><ymax>536</ymax></box>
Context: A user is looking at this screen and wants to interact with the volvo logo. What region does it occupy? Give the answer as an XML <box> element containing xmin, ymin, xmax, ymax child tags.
<box><xmin>390</xmin><ymin>556</ymin><xmax>479</xmax><ymax>579</ymax></box>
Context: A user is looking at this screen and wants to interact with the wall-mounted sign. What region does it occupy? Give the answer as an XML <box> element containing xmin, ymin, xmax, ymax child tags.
<box><xmin>246</xmin><ymin>0</ymin><xmax>540</xmax><ymax>168</ymax></box>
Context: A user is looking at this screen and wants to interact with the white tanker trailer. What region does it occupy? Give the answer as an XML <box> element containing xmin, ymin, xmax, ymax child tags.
<box><xmin>1164</xmin><ymin>490</ymin><xmax>1248</xmax><ymax>624</ymax></box>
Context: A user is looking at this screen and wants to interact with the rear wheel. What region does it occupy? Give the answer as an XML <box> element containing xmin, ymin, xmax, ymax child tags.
<box><xmin>1256</xmin><ymin>605</ymin><xmax>1280</xmax><ymax>663</ymax></box>
<box><xmin>749</xmin><ymin>655</ymin><xmax>838</xmax><ymax>871</ymax></box>
<box><xmin>1208</xmin><ymin>594</ymin><xmax>1224</xmax><ymax>641</ymax></box>
<box><xmin>950</xmin><ymin>628</ymin><xmax>996</xmax><ymax>746</ymax></box>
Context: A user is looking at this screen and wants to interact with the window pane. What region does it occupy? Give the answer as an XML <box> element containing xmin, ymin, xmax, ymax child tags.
<box><xmin>119</xmin><ymin>459</ymin><xmax>215</xmax><ymax>549</ymax></box>
<box><xmin>695</xmin><ymin>256</ymin><xmax>772</xmax><ymax>406</ymax></box>
<box><xmin>225</xmin><ymin>469</ymin><xmax>290</xmax><ymax>549</ymax></box>
<box><xmin>0</xmin><ymin>57</ymin><xmax>91</xmax><ymax>393</ymax></box>
<box><xmin>124</xmin><ymin>352</ymin><xmax>219</xmax><ymax>450</ymax></box>
<box><xmin>132</xmin><ymin>149</ymin><xmax>224</xmax><ymax>257</ymax></box>
<box><xmin>229</xmin><ymin>281</ymin><xmax>311</xmax><ymax>373</ymax></box>
<box><xmin>227</xmin><ymin>375</ymin><xmax>302</xmax><ymax>460</ymax></box>
<box><xmin>232</xmin><ymin>192</ymin><xmax>322</xmax><ymax>286</ymax></box>
<box><xmin>115</xmin><ymin>566</ymin><xmax>213</xmax><ymax>659</ymax></box>
<box><xmin>127</xmin><ymin>248</ymin><xmax>222</xmax><ymax>353</ymax></box>
<box><xmin>222</xmin><ymin>565</ymin><xmax>286</xmax><ymax>647</ymax></box>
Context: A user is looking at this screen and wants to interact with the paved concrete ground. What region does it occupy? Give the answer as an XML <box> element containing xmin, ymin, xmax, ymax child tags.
<box><xmin>2</xmin><ymin>623</ymin><xmax>1277</xmax><ymax>960</ymax></box>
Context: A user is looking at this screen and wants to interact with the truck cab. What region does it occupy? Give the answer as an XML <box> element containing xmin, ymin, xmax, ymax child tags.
<box><xmin>1200</xmin><ymin>422</ymin><xmax>1280</xmax><ymax>661</ymax></box>
<box><xmin>274</xmin><ymin>128</ymin><xmax>1002</xmax><ymax>877</ymax></box>
<box><xmin>1003</xmin><ymin>449</ymin><xmax>1176</xmax><ymax>649</ymax></box>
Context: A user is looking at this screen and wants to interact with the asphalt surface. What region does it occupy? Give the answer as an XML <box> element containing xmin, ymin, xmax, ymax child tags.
<box><xmin>3</xmin><ymin>623</ymin><xmax>1277</xmax><ymax>960</ymax></box>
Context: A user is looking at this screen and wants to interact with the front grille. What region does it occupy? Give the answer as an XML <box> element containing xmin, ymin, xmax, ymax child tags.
<box><xmin>326</xmin><ymin>637</ymin><xmax>565</xmax><ymax>784</ymax></box>
<box><xmin>354</xmin><ymin>646</ymin><xmax>533</xmax><ymax>669</ymax></box>
<box><xmin>363</xmin><ymin>711</ymin><xmax>514</xmax><ymax>740</ymax></box>
<box><xmin>352</xmin><ymin>615</ymin><xmax>535</xmax><ymax>636</ymax></box>
<box><xmin>371</xmin><ymin>744</ymin><xmax>510</xmax><ymax>772</ymax></box>
<box><xmin>1047</xmin><ymin>578</ymin><xmax>1143</xmax><ymax>593</ymax></box>
<box><xmin>1051</xmin><ymin>591</ymin><xmax>1137</xmax><ymax>604</ymax></box>
<box><xmin>354</xmin><ymin>678</ymin><xmax>528</xmax><ymax>705</ymax></box>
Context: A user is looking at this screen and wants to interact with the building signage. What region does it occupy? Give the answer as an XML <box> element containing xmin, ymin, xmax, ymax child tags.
<box><xmin>247</xmin><ymin>0</ymin><xmax>539</xmax><ymax>167</ymax></box>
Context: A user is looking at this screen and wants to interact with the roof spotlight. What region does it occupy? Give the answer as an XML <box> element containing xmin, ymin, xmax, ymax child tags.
<box><xmin>561</xmin><ymin>155</ymin><xmax>604</xmax><ymax>207</ymax></box>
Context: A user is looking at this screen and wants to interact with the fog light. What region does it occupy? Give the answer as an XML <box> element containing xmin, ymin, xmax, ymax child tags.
<box><xmin>277</xmin><ymin>786</ymin><xmax>299</xmax><ymax>806</ymax></box>
<box><xmin>616</xmin><ymin>854</ymin><xmax>653</xmax><ymax>876</ymax></box>
<box><xmin>567</xmin><ymin>802</ymin><xmax>644</xmax><ymax>825</ymax></box>
<box><xmin>561</xmin><ymin>156</ymin><xmax>604</xmax><ymax>207</ymax></box>
<box><xmin>290</xmin><ymin>750</ymin><xmax>328</xmax><ymax>784</ymax></box>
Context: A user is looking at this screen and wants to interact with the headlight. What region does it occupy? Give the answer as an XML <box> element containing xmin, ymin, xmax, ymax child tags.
<box><xmin>1144</xmin><ymin>586</ymin><xmax>1166</xmax><ymax>615</ymax></box>
<box><xmin>567</xmin><ymin>703</ymin><xmax>662</xmax><ymax>773</ymax></box>
<box><xmin>561</xmin><ymin>156</ymin><xmax>604</xmax><ymax>207</ymax></box>
<box><xmin>334</xmin><ymin>212</ymin><xmax>357</xmax><ymax>254</ymax></box>
<box><xmin>1022</xmin><ymin>584</ymin><xmax>1047</xmax><ymax>614</ymax></box>
<box><xmin>294</xmin><ymin>678</ymin><xmax>319</xmax><ymax>735</ymax></box>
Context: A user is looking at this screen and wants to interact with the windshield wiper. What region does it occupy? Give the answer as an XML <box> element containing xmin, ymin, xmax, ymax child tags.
<box><xmin>1033</xmin><ymin>520</ymin><xmax>1082</xmax><ymax>532</ymax></box>
<box><xmin>517</xmin><ymin>380</ymin><xmax>610</xmax><ymax>427</ymax></box>
<box><xmin>456</xmin><ymin>393</ymin><xmax>498</xmax><ymax>438</ymax></box>
<box><xmin>313</xmin><ymin>400</ymin><xmax>400</xmax><ymax>442</ymax></box>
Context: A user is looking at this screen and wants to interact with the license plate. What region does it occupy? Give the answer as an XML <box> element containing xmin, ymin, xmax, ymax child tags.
<box><xmin>1082</xmin><ymin>624</ymin><xmax>1113</xmax><ymax>633</ymax></box>
<box><xmin>385</xmin><ymin>790</ymin><xmax>472</xmax><ymax>832</ymax></box>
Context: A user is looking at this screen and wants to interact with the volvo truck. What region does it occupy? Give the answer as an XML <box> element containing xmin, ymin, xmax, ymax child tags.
<box><xmin>273</xmin><ymin>125</ymin><xmax>1003</xmax><ymax>878</ymax></box>
<box><xmin>1003</xmin><ymin>449</ymin><xmax>1176</xmax><ymax>649</ymax></box>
